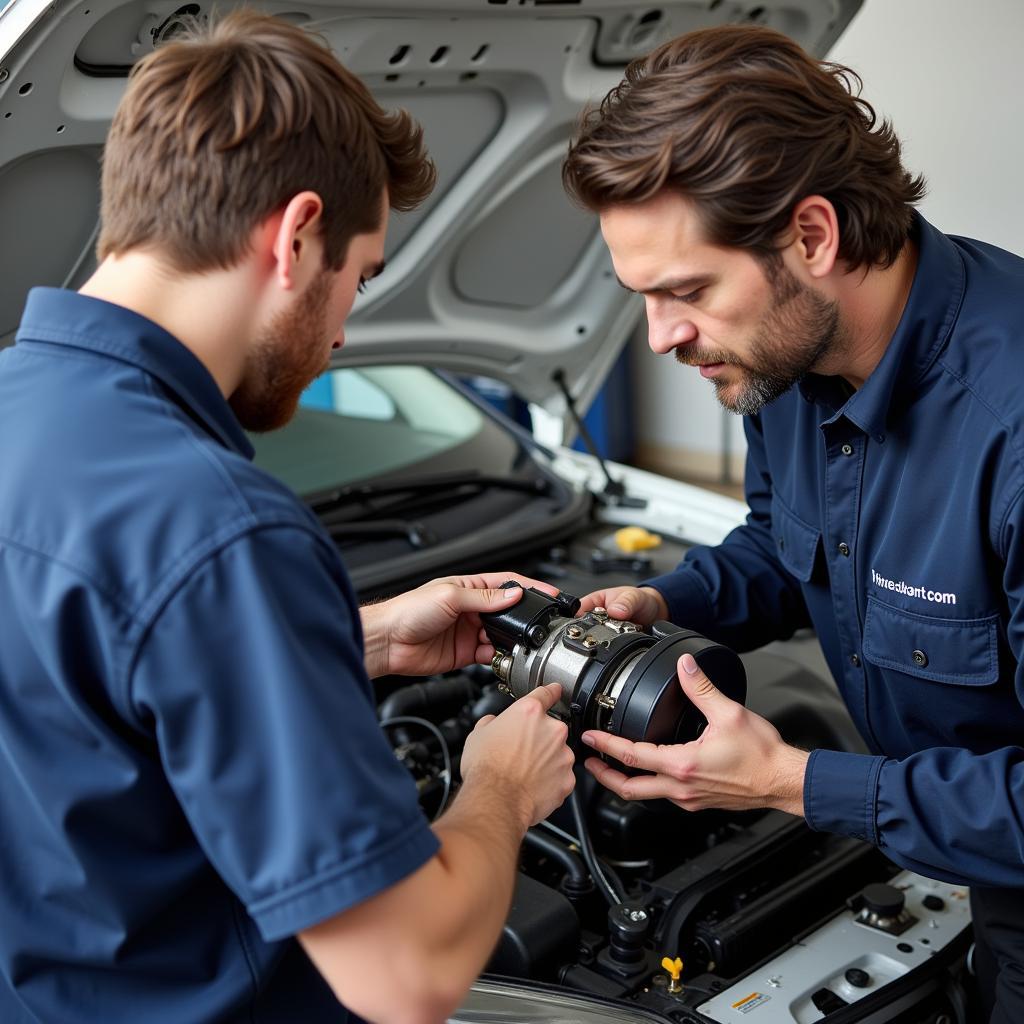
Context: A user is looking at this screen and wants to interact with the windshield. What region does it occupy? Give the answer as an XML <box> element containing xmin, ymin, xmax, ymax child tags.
<box><xmin>250</xmin><ymin>365</ymin><xmax>488</xmax><ymax>496</ymax></box>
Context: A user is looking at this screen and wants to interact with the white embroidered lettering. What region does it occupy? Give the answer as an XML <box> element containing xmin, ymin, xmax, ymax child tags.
<box><xmin>871</xmin><ymin>568</ymin><xmax>956</xmax><ymax>605</ymax></box>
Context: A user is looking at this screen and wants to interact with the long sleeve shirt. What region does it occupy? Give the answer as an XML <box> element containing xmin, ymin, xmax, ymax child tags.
<box><xmin>645</xmin><ymin>214</ymin><xmax>1024</xmax><ymax>889</ymax></box>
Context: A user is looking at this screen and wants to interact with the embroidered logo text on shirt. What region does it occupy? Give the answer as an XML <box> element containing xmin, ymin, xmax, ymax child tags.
<box><xmin>871</xmin><ymin>568</ymin><xmax>957</xmax><ymax>606</ymax></box>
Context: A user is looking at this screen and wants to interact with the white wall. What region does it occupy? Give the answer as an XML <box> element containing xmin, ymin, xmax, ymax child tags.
<box><xmin>631</xmin><ymin>0</ymin><xmax>1024</xmax><ymax>482</ymax></box>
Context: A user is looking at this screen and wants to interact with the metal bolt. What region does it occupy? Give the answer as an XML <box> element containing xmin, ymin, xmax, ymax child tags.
<box><xmin>566</xmin><ymin>625</ymin><xmax>583</xmax><ymax>639</ymax></box>
<box><xmin>592</xmin><ymin>606</ymin><xmax>608</xmax><ymax>620</ymax></box>
<box><xmin>596</xmin><ymin>693</ymin><xmax>616</xmax><ymax>710</ymax></box>
<box><xmin>0</xmin><ymin>69</ymin><xmax>9</xmax><ymax>83</ymax></box>
<box><xmin>621</xmin><ymin>623</ymin><xmax>638</xmax><ymax>632</ymax></box>
<box><xmin>582</xmin><ymin>635</ymin><xmax>598</xmax><ymax>648</ymax></box>
<box><xmin>526</xmin><ymin>625</ymin><xmax>547</xmax><ymax>647</ymax></box>
<box><xmin>628</xmin><ymin>909</ymin><xmax>647</xmax><ymax>922</ymax></box>
<box><xmin>491</xmin><ymin>653</ymin><xmax>513</xmax><ymax>683</ymax></box>
<box><xmin>768</xmin><ymin>975</ymin><xmax>782</xmax><ymax>988</ymax></box>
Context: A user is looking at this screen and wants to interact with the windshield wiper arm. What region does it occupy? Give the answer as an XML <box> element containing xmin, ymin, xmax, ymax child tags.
<box><xmin>309</xmin><ymin>471</ymin><xmax>551</xmax><ymax>516</ymax></box>
<box><xmin>326</xmin><ymin>519</ymin><xmax>437</xmax><ymax>550</ymax></box>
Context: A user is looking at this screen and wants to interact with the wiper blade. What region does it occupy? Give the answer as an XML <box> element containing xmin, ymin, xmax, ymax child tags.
<box><xmin>326</xmin><ymin>519</ymin><xmax>437</xmax><ymax>550</ymax></box>
<box><xmin>309</xmin><ymin>471</ymin><xmax>550</xmax><ymax>516</ymax></box>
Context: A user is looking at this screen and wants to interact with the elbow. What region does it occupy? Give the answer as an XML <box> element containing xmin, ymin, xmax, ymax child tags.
<box><xmin>399</xmin><ymin>991</ymin><xmax>466</xmax><ymax>1024</ymax></box>
<box><xmin>350</xmin><ymin>990</ymin><xmax>466</xmax><ymax>1024</ymax></box>
<box><xmin>336</xmin><ymin>957</ymin><xmax>469</xmax><ymax>1024</ymax></box>
<box><xmin>396</xmin><ymin>959</ymin><xmax>469</xmax><ymax>1024</ymax></box>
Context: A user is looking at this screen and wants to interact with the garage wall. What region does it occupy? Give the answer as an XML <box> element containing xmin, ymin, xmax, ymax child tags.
<box><xmin>630</xmin><ymin>0</ymin><xmax>1024</xmax><ymax>487</ymax></box>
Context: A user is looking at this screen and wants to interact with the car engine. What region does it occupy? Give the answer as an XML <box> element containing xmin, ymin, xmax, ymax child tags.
<box><xmin>377</xmin><ymin>584</ymin><xmax>974</xmax><ymax>1024</ymax></box>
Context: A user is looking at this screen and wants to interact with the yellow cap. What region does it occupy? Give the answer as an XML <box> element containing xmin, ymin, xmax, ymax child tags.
<box><xmin>661</xmin><ymin>956</ymin><xmax>683</xmax><ymax>981</ymax></box>
<box><xmin>614</xmin><ymin>526</ymin><xmax>662</xmax><ymax>553</ymax></box>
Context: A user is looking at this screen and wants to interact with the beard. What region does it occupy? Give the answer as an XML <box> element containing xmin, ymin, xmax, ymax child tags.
<box><xmin>674</xmin><ymin>262</ymin><xmax>843</xmax><ymax>416</ymax></box>
<box><xmin>229</xmin><ymin>271</ymin><xmax>333</xmax><ymax>433</ymax></box>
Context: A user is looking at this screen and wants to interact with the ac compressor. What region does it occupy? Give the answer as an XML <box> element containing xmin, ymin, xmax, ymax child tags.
<box><xmin>480</xmin><ymin>583</ymin><xmax>746</xmax><ymax>754</ymax></box>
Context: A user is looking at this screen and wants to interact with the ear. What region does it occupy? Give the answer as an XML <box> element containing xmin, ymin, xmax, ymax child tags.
<box><xmin>787</xmin><ymin>195</ymin><xmax>840</xmax><ymax>279</ymax></box>
<box><xmin>270</xmin><ymin>191</ymin><xmax>325</xmax><ymax>291</ymax></box>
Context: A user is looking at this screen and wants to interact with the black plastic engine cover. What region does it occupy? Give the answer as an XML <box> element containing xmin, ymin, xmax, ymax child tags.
<box><xmin>488</xmin><ymin>872</ymin><xmax>580</xmax><ymax>981</ymax></box>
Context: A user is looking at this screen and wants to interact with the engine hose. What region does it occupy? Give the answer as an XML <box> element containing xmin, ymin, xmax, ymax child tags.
<box><xmin>568</xmin><ymin>777</ymin><xmax>625</xmax><ymax>907</ymax></box>
<box><xmin>377</xmin><ymin>676</ymin><xmax>476</xmax><ymax>722</ymax></box>
<box><xmin>523</xmin><ymin>828</ymin><xmax>589</xmax><ymax>890</ymax></box>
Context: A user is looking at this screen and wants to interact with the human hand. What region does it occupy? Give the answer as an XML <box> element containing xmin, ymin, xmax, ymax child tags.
<box><xmin>461</xmin><ymin>683</ymin><xmax>576</xmax><ymax>828</ymax></box>
<box><xmin>577</xmin><ymin>585</ymin><xmax>669</xmax><ymax>624</ymax></box>
<box><xmin>581</xmin><ymin>653</ymin><xmax>809</xmax><ymax>815</ymax></box>
<box><xmin>360</xmin><ymin>572</ymin><xmax>559</xmax><ymax>678</ymax></box>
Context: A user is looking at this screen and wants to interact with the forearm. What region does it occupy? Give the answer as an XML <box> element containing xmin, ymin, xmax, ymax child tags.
<box><xmin>420</xmin><ymin>774</ymin><xmax>527</xmax><ymax>982</ymax></box>
<box><xmin>650</xmin><ymin>412</ymin><xmax>812</xmax><ymax>650</ymax></box>
<box><xmin>875</xmin><ymin>747</ymin><xmax>1024</xmax><ymax>887</ymax></box>
<box><xmin>766</xmin><ymin>744</ymin><xmax>810</xmax><ymax>816</ymax></box>
<box><xmin>358</xmin><ymin>600</ymin><xmax>390</xmax><ymax>678</ymax></box>
<box><xmin>300</xmin><ymin>774</ymin><xmax>528</xmax><ymax>1024</ymax></box>
<box><xmin>647</xmin><ymin>536</ymin><xmax>812</xmax><ymax>651</ymax></box>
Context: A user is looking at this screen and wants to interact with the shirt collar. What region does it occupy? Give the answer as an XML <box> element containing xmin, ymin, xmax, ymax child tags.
<box><xmin>797</xmin><ymin>213</ymin><xmax>967</xmax><ymax>439</ymax></box>
<box><xmin>15</xmin><ymin>287</ymin><xmax>254</xmax><ymax>459</ymax></box>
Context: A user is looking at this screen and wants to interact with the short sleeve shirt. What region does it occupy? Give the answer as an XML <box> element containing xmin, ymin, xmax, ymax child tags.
<box><xmin>0</xmin><ymin>288</ymin><xmax>439</xmax><ymax>1023</ymax></box>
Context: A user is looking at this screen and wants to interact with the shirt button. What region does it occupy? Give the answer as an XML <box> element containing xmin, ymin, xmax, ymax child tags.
<box><xmin>841</xmin><ymin>443</ymin><xmax>854</xmax><ymax>456</ymax></box>
<box><xmin>838</xmin><ymin>542</ymin><xmax>850</xmax><ymax>557</ymax></box>
<box><xmin>912</xmin><ymin>649</ymin><xmax>928</xmax><ymax>667</ymax></box>
<box><xmin>850</xmin><ymin>653</ymin><xmax>861</xmax><ymax>667</ymax></box>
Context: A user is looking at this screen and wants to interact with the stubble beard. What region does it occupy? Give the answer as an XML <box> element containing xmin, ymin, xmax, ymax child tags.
<box><xmin>230</xmin><ymin>271</ymin><xmax>334</xmax><ymax>433</ymax></box>
<box><xmin>675</xmin><ymin>263</ymin><xmax>843</xmax><ymax>416</ymax></box>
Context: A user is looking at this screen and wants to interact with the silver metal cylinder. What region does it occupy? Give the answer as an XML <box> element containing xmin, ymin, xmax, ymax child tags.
<box><xmin>498</xmin><ymin>614</ymin><xmax>644</xmax><ymax>720</ymax></box>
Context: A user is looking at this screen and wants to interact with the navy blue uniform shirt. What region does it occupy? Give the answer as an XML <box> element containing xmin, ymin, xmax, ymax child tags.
<box><xmin>646</xmin><ymin>215</ymin><xmax>1024</xmax><ymax>888</ymax></box>
<box><xmin>0</xmin><ymin>289</ymin><xmax>439</xmax><ymax>1023</ymax></box>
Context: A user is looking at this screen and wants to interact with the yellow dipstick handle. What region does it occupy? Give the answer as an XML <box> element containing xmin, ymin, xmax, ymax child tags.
<box><xmin>661</xmin><ymin>956</ymin><xmax>683</xmax><ymax>993</ymax></box>
<box><xmin>614</xmin><ymin>526</ymin><xmax>662</xmax><ymax>552</ymax></box>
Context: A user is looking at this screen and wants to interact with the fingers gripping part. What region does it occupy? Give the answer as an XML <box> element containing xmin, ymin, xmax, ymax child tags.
<box><xmin>479</xmin><ymin>586</ymin><xmax>746</xmax><ymax>767</ymax></box>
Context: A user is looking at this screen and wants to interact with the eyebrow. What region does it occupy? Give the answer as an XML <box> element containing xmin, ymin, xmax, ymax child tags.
<box><xmin>615</xmin><ymin>273</ymin><xmax>712</xmax><ymax>295</ymax></box>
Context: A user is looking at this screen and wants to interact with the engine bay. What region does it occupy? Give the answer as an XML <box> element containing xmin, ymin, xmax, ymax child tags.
<box><xmin>372</xmin><ymin>531</ymin><xmax>975</xmax><ymax>1024</ymax></box>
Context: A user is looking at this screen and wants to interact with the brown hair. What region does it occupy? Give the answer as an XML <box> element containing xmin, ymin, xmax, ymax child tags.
<box><xmin>563</xmin><ymin>25</ymin><xmax>925</xmax><ymax>270</ymax></box>
<box><xmin>98</xmin><ymin>10</ymin><xmax>435</xmax><ymax>273</ymax></box>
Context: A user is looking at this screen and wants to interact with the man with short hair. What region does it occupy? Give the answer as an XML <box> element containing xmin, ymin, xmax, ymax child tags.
<box><xmin>0</xmin><ymin>11</ymin><xmax>575</xmax><ymax>1024</ymax></box>
<box><xmin>563</xmin><ymin>25</ymin><xmax>1024</xmax><ymax>1022</ymax></box>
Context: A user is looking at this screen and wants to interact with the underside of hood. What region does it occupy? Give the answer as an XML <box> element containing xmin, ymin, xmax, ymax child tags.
<box><xmin>0</xmin><ymin>0</ymin><xmax>863</xmax><ymax>420</ymax></box>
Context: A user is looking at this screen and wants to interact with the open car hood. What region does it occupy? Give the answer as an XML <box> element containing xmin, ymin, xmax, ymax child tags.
<box><xmin>0</xmin><ymin>0</ymin><xmax>861</xmax><ymax>420</ymax></box>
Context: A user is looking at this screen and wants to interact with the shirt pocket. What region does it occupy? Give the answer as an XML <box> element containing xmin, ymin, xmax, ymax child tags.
<box><xmin>862</xmin><ymin>595</ymin><xmax>999</xmax><ymax>686</ymax></box>
<box><xmin>771</xmin><ymin>495</ymin><xmax>822</xmax><ymax>583</ymax></box>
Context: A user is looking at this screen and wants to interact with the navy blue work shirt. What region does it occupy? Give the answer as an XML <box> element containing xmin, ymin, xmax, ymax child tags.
<box><xmin>0</xmin><ymin>289</ymin><xmax>439</xmax><ymax>1023</ymax></box>
<box><xmin>646</xmin><ymin>214</ymin><xmax>1024</xmax><ymax>889</ymax></box>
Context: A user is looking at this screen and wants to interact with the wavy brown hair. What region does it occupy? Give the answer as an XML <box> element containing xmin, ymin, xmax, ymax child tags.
<box><xmin>99</xmin><ymin>10</ymin><xmax>436</xmax><ymax>273</ymax></box>
<box><xmin>563</xmin><ymin>25</ymin><xmax>925</xmax><ymax>270</ymax></box>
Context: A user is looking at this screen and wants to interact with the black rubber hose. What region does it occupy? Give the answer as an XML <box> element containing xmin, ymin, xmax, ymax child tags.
<box><xmin>523</xmin><ymin>828</ymin><xmax>589</xmax><ymax>889</ymax></box>
<box><xmin>568</xmin><ymin>774</ymin><xmax>625</xmax><ymax>907</ymax></box>
<box><xmin>377</xmin><ymin>677</ymin><xmax>475</xmax><ymax>722</ymax></box>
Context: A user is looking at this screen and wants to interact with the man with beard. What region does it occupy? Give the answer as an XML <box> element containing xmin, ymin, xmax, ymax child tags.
<box><xmin>562</xmin><ymin>25</ymin><xmax>1024</xmax><ymax>1023</ymax></box>
<box><xmin>0</xmin><ymin>12</ymin><xmax>577</xmax><ymax>1024</ymax></box>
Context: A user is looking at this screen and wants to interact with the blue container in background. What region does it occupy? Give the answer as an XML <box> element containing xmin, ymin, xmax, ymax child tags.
<box><xmin>463</xmin><ymin>345</ymin><xmax>633</xmax><ymax>463</ymax></box>
<box><xmin>300</xmin><ymin>375</ymin><xmax>334</xmax><ymax>411</ymax></box>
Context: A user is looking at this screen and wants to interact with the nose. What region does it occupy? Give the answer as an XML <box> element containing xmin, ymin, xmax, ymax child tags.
<box><xmin>645</xmin><ymin>297</ymin><xmax>698</xmax><ymax>355</ymax></box>
<box><xmin>332</xmin><ymin>331</ymin><xmax>345</xmax><ymax>350</ymax></box>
